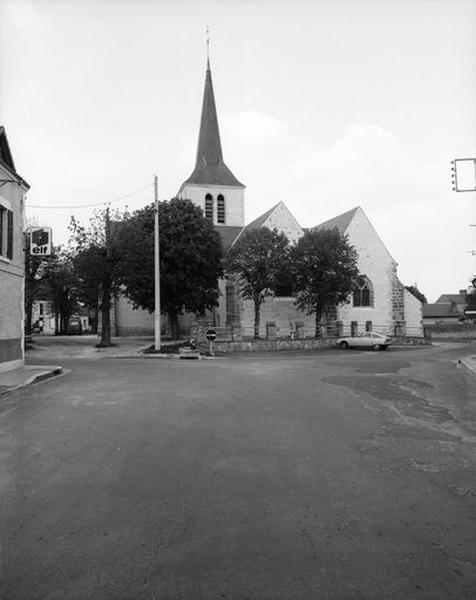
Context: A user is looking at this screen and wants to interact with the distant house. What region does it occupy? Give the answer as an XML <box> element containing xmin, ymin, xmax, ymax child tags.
<box><xmin>435</xmin><ymin>290</ymin><xmax>468</xmax><ymax>319</ymax></box>
<box><xmin>0</xmin><ymin>127</ymin><xmax>30</xmax><ymax>372</ymax></box>
<box><xmin>422</xmin><ymin>302</ymin><xmax>461</xmax><ymax>325</ymax></box>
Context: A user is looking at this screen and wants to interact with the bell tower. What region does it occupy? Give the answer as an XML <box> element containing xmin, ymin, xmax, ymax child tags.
<box><xmin>177</xmin><ymin>45</ymin><xmax>245</xmax><ymax>227</ymax></box>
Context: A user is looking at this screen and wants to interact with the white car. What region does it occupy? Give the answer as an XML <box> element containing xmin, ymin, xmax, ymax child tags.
<box><xmin>337</xmin><ymin>332</ymin><xmax>392</xmax><ymax>351</ymax></box>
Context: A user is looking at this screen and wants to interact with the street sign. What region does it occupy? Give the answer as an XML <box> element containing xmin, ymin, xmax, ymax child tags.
<box><xmin>30</xmin><ymin>227</ymin><xmax>52</xmax><ymax>256</ymax></box>
<box><xmin>205</xmin><ymin>328</ymin><xmax>217</xmax><ymax>341</ymax></box>
<box><xmin>451</xmin><ymin>158</ymin><xmax>476</xmax><ymax>192</ymax></box>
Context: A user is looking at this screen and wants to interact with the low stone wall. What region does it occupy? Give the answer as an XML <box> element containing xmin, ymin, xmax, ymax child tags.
<box><xmin>213</xmin><ymin>338</ymin><xmax>337</xmax><ymax>354</ymax></box>
<box><xmin>426</xmin><ymin>324</ymin><xmax>476</xmax><ymax>340</ymax></box>
<box><xmin>392</xmin><ymin>336</ymin><xmax>431</xmax><ymax>346</ymax></box>
<box><xmin>212</xmin><ymin>336</ymin><xmax>430</xmax><ymax>354</ymax></box>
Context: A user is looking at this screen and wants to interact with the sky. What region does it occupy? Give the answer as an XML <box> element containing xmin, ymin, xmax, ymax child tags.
<box><xmin>1</xmin><ymin>0</ymin><xmax>475</xmax><ymax>302</ymax></box>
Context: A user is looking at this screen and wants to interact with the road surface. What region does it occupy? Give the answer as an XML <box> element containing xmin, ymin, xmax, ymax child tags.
<box><xmin>1</xmin><ymin>340</ymin><xmax>475</xmax><ymax>599</ymax></box>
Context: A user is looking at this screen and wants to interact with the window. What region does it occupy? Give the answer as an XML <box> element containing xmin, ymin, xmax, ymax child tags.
<box><xmin>0</xmin><ymin>205</ymin><xmax>13</xmax><ymax>259</ymax></box>
<box><xmin>353</xmin><ymin>276</ymin><xmax>373</xmax><ymax>307</ymax></box>
<box><xmin>217</xmin><ymin>194</ymin><xmax>225</xmax><ymax>224</ymax></box>
<box><xmin>365</xmin><ymin>320</ymin><xmax>372</xmax><ymax>332</ymax></box>
<box><xmin>351</xmin><ymin>321</ymin><xmax>358</xmax><ymax>337</ymax></box>
<box><xmin>205</xmin><ymin>194</ymin><xmax>213</xmax><ymax>222</ymax></box>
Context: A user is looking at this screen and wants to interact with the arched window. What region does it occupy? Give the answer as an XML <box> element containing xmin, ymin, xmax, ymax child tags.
<box><xmin>353</xmin><ymin>276</ymin><xmax>374</xmax><ymax>307</ymax></box>
<box><xmin>205</xmin><ymin>194</ymin><xmax>213</xmax><ymax>222</ymax></box>
<box><xmin>217</xmin><ymin>194</ymin><xmax>225</xmax><ymax>224</ymax></box>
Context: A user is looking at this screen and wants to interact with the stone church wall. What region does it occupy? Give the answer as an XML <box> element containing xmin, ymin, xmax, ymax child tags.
<box><xmin>337</xmin><ymin>208</ymin><xmax>395</xmax><ymax>335</ymax></box>
<box><xmin>179</xmin><ymin>185</ymin><xmax>244</xmax><ymax>227</ymax></box>
<box><xmin>262</xmin><ymin>203</ymin><xmax>304</xmax><ymax>244</ymax></box>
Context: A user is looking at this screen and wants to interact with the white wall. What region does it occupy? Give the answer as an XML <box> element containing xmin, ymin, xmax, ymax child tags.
<box><xmin>0</xmin><ymin>163</ymin><xmax>26</xmax><ymax>369</ymax></box>
<box><xmin>337</xmin><ymin>207</ymin><xmax>395</xmax><ymax>334</ymax></box>
<box><xmin>178</xmin><ymin>184</ymin><xmax>245</xmax><ymax>227</ymax></box>
<box><xmin>404</xmin><ymin>289</ymin><xmax>423</xmax><ymax>336</ymax></box>
<box><xmin>115</xmin><ymin>295</ymin><xmax>154</xmax><ymax>336</ymax></box>
<box><xmin>262</xmin><ymin>202</ymin><xmax>303</xmax><ymax>243</ymax></box>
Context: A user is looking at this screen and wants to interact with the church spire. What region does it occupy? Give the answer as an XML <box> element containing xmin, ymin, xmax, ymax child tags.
<box><xmin>181</xmin><ymin>39</ymin><xmax>244</xmax><ymax>188</ymax></box>
<box><xmin>195</xmin><ymin>51</ymin><xmax>223</xmax><ymax>167</ymax></box>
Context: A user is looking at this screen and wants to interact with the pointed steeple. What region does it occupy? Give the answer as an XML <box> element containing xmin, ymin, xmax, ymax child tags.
<box><xmin>182</xmin><ymin>60</ymin><xmax>244</xmax><ymax>188</ymax></box>
<box><xmin>195</xmin><ymin>61</ymin><xmax>223</xmax><ymax>167</ymax></box>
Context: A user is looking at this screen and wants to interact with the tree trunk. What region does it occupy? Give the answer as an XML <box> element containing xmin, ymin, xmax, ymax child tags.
<box><xmin>169</xmin><ymin>311</ymin><xmax>179</xmax><ymax>340</ymax></box>
<box><xmin>314</xmin><ymin>311</ymin><xmax>322</xmax><ymax>339</ymax></box>
<box><xmin>98</xmin><ymin>285</ymin><xmax>112</xmax><ymax>347</ymax></box>
<box><xmin>25</xmin><ymin>300</ymin><xmax>33</xmax><ymax>336</ymax></box>
<box><xmin>253</xmin><ymin>296</ymin><xmax>261</xmax><ymax>339</ymax></box>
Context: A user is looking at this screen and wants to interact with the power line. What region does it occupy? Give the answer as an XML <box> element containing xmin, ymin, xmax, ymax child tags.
<box><xmin>26</xmin><ymin>183</ymin><xmax>153</xmax><ymax>210</ymax></box>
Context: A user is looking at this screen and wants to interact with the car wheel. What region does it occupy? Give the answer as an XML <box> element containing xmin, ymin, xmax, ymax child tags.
<box><xmin>372</xmin><ymin>344</ymin><xmax>380</xmax><ymax>351</ymax></box>
<box><xmin>340</xmin><ymin>341</ymin><xmax>349</xmax><ymax>349</ymax></box>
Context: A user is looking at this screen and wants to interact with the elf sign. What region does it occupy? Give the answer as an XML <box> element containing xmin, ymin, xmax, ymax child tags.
<box><xmin>30</xmin><ymin>227</ymin><xmax>52</xmax><ymax>256</ymax></box>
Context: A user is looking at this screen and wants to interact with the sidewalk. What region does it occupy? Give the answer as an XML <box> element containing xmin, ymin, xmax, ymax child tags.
<box><xmin>0</xmin><ymin>365</ymin><xmax>64</xmax><ymax>398</ymax></box>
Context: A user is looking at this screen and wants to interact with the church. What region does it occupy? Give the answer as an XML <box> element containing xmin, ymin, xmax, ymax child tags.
<box><xmin>115</xmin><ymin>57</ymin><xmax>423</xmax><ymax>340</ymax></box>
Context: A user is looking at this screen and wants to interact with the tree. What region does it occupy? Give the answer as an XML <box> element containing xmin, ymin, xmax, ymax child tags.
<box><xmin>224</xmin><ymin>227</ymin><xmax>290</xmax><ymax>339</ymax></box>
<box><xmin>290</xmin><ymin>228</ymin><xmax>359</xmax><ymax>338</ymax></box>
<box><xmin>116</xmin><ymin>198</ymin><xmax>223</xmax><ymax>339</ymax></box>
<box><xmin>69</xmin><ymin>207</ymin><xmax>123</xmax><ymax>347</ymax></box>
<box><xmin>42</xmin><ymin>248</ymin><xmax>80</xmax><ymax>334</ymax></box>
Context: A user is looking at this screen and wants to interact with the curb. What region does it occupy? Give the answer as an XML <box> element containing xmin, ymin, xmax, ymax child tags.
<box><xmin>0</xmin><ymin>366</ymin><xmax>64</xmax><ymax>398</ymax></box>
<box><xmin>24</xmin><ymin>366</ymin><xmax>64</xmax><ymax>386</ymax></box>
<box><xmin>458</xmin><ymin>357</ymin><xmax>476</xmax><ymax>376</ymax></box>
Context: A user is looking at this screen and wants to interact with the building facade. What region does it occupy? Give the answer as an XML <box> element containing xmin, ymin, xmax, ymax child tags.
<box><xmin>0</xmin><ymin>127</ymin><xmax>29</xmax><ymax>371</ymax></box>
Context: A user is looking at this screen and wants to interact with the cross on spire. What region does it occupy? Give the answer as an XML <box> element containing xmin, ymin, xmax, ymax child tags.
<box><xmin>206</xmin><ymin>25</ymin><xmax>210</xmax><ymax>70</ymax></box>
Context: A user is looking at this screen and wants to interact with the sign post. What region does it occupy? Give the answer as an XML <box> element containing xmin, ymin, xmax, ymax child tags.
<box><xmin>205</xmin><ymin>328</ymin><xmax>217</xmax><ymax>356</ymax></box>
<box><xmin>154</xmin><ymin>175</ymin><xmax>161</xmax><ymax>351</ymax></box>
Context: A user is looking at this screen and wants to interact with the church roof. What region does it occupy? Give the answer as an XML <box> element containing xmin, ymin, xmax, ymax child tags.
<box><xmin>182</xmin><ymin>63</ymin><xmax>244</xmax><ymax>189</ymax></box>
<box><xmin>214</xmin><ymin>225</ymin><xmax>243</xmax><ymax>249</ymax></box>
<box><xmin>312</xmin><ymin>206</ymin><xmax>359</xmax><ymax>234</ymax></box>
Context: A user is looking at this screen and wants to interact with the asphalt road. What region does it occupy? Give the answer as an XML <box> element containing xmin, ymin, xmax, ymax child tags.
<box><xmin>1</xmin><ymin>340</ymin><xmax>475</xmax><ymax>599</ymax></box>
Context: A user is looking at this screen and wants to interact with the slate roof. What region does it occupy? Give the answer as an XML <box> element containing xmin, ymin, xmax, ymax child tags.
<box><xmin>182</xmin><ymin>64</ymin><xmax>244</xmax><ymax>189</ymax></box>
<box><xmin>0</xmin><ymin>126</ymin><xmax>29</xmax><ymax>188</ymax></box>
<box><xmin>312</xmin><ymin>206</ymin><xmax>359</xmax><ymax>234</ymax></box>
<box><xmin>422</xmin><ymin>303</ymin><xmax>460</xmax><ymax>319</ymax></box>
<box><xmin>0</xmin><ymin>126</ymin><xmax>16</xmax><ymax>173</ymax></box>
<box><xmin>435</xmin><ymin>293</ymin><xmax>466</xmax><ymax>304</ymax></box>
<box><xmin>214</xmin><ymin>225</ymin><xmax>243</xmax><ymax>249</ymax></box>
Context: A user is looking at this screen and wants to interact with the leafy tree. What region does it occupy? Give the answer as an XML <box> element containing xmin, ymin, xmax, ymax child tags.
<box><xmin>116</xmin><ymin>198</ymin><xmax>223</xmax><ymax>339</ymax></box>
<box><xmin>224</xmin><ymin>227</ymin><xmax>290</xmax><ymax>339</ymax></box>
<box><xmin>42</xmin><ymin>248</ymin><xmax>80</xmax><ymax>334</ymax></box>
<box><xmin>69</xmin><ymin>207</ymin><xmax>123</xmax><ymax>347</ymax></box>
<box><xmin>290</xmin><ymin>228</ymin><xmax>359</xmax><ymax>338</ymax></box>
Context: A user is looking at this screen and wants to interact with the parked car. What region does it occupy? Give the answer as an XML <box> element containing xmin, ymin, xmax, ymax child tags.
<box><xmin>67</xmin><ymin>317</ymin><xmax>83</xmax><ymax>335</ymax></box>
<box><xmin>337</xmin><ymin>332</ymin><xmax>392</xmax><ymax>350</ymax></box>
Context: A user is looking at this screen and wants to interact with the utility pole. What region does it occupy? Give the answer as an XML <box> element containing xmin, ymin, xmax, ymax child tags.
<box><xmin>154</xmin><ymin>175</ymin><xmax>161</xmax><ymax>351</ymax></box>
